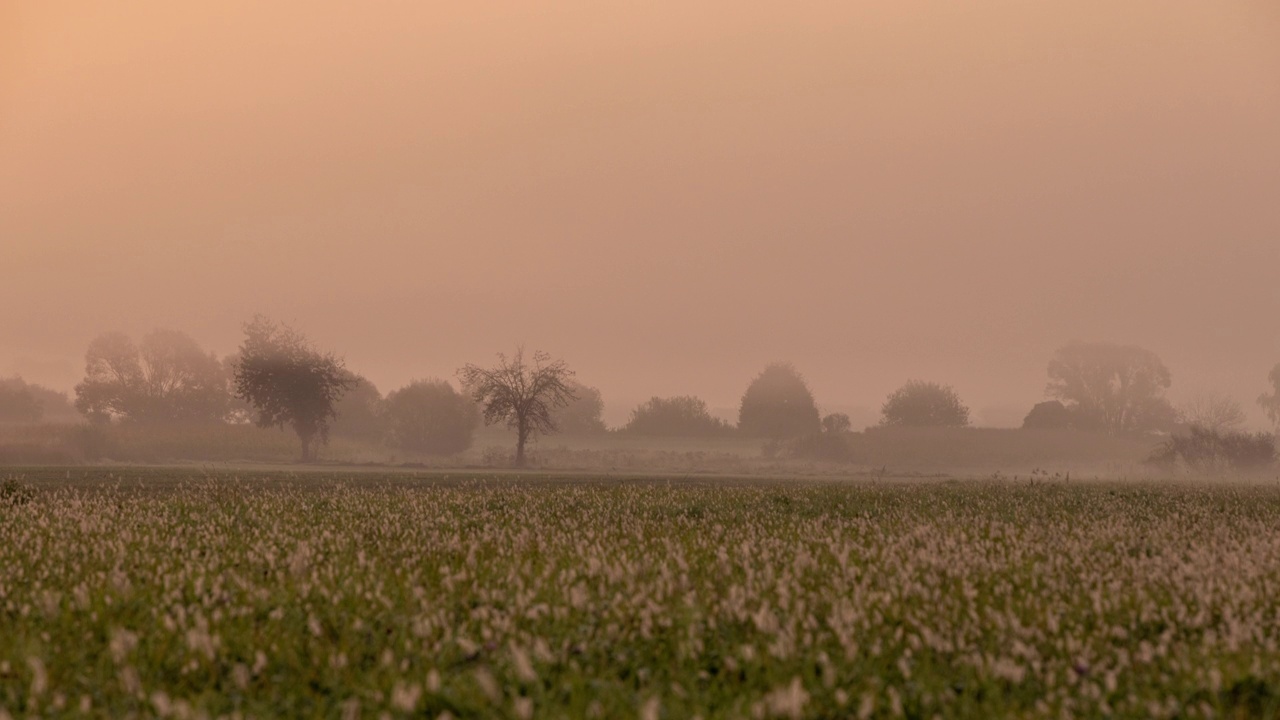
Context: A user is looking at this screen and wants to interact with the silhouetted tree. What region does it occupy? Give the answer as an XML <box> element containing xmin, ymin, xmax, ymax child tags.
<box><xmin>1260</xmin><ymin>364</ymin><xmax>1280</xmax><ymax>430</ymax></box>
<box><xmin>457</xmin><ymin>348</ymin><xmax>576</xmax><ymax>467</ymax></box>
<box><xmin>232</xmin><ymin>316</ymin><xmax>354</xmax><ymax>462</ymax></box>
<box><xmin>0</xmin><ymin>378</ymin><xmax>42</xmax><ymax>424</ymax></box>
<box><xmin>552</xmin><ymin>381</ymin><xmax>608</xmax><ymax>435</ymax></box>
<box><xmin>623</xmin><ymin>396</ymin><xmax>735</xmax><ymax>437</ymax></box>
<box><xmin>1179</xmin><ymin>392</ymin><xmax>1246</xmax><ymax>434</ymax></box>
<box><xmin>74</xmin><ymin>330</ymin><xmax>231</xmax><ymax>425</ymax></box>
<box><xmin>1046</xmin><ymin>342</ymin><xmax>1177</xmax><ymax>435</ymax></box>
<box><xmin>737</xmin><ymin>363</ymin><xmax>822</xmax><ymax>438</ymax></box>
<box><xmin>384</xmin><ymin>379</ymin><xmax>479</xmax><ymax>455</ymax></box>
<box><xmin>1022</xmin><ymin>400</ymin><xmax>1073</xmax><ymax>430</ymax></box>
<box><xmin>880</xmin><ymin>380</ymin><xmax>970</xmax><ymax>427</ymax></box>
<box><xmin>822</xmin><ymin>413</ymin><xmax>853</xmax><ymax>434</ymax></box>
<box><xmin>330</xmin><ymin>373</ymin><xmax>387</xmax><ymax>441</ymax></box>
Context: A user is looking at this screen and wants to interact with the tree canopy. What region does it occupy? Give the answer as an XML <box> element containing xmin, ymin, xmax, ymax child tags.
<box><xmin>232</xmin><ymin>316</ymin><xmax>353</xmax><ymax>462</ymax></box>
<box><xmin>74</xmin><ymin>330</ymin><xmax>230</xmax><ymax>425</ymax></box>
<box><xmin>880</xmin><ymin>380</ymin><xmax>970</xmax><ymax>427</ymax></box>
<box><xmin>457</xmin><ymin>348</ymin><xmax>576</xmax><ymax>467</ymax></box>
<box><xmin>1046</xmin><ymin>342</ymin><xmax>1176</xmax><ymax>435</ymax></box>
<box><xmin>737</xmin><ymin>363</ymin><xmax>821</xmax><ymax>439</ymax></box>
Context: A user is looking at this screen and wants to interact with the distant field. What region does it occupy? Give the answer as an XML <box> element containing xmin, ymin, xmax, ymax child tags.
<box><xmin>3</xmin><ymin>469</ymin><xmax>1280</xmax><ymax>718</ymax></box>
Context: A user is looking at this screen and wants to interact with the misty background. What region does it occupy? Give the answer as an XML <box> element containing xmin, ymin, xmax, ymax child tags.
<box><xmin>3</xmin><ymin>1</ymin><xmax>1279</xmax><ymax>429</ymax></box>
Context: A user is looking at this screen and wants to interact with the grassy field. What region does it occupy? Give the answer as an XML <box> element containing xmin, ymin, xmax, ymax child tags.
<box><xmin>3</xmin><ymin>468</ymin><xmax>1280</xmax><ymax>718</ymax></box>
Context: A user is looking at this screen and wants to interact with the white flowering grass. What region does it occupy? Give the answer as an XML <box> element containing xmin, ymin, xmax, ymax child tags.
<box><xmin>1</xmin><ymin>469</ymin><xmax>1280</xmax><ymax>718</ymax></box>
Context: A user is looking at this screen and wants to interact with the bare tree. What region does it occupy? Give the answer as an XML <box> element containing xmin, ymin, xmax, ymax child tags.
<box><xmin>232</xmin><ymin>316</ymin><xmax>354</xmax><ymax>462</ymax></box>
<box><xmin>1180</xmin><ymin>392</ymin><xmax>1247</xmax><ymax>433</ymax></box>
<box><xmin>457</xmin><ymin>348</ymin><xmax>576</xmax><ymax>467</ymax></box>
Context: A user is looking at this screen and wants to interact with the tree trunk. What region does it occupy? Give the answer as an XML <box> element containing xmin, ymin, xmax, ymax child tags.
<box><xmin>514</xmin><ymin>420</ymin><xmax>529</xmax><ymax>468</ymax></box>
<box><xmin>299</xmin><ymin>433</ymin><xmax>313</xmax><ymax>463</ymax></box>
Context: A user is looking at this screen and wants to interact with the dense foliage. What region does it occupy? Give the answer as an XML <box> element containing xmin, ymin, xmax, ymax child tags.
<box><xmin>880</xmin><ymin>380</ymin><xmax>970</xmax><ymax>427</ymax></box>
<box><xmin>383</xmin><ymin>379</ymin><xmax>480</xmax><ymax>455</ymax></box>
<box><xmin>232</xmin><ymin>316</ymin><xmax>353</xmax><ymax>461</ymax></box>
<box><xmin>1022</xmin><ymin>400</ymin><xmax>1074</xmax><ymax>430</ymax></box>
<box><xmin>623</xmin><ymin>396</ymin><xmax>735</xmax><ymax>437</ymax></box>
<box><xmin>737</xmin><ymin>363</ymin><xmax>821</xmax><ymax>439</ymax></box>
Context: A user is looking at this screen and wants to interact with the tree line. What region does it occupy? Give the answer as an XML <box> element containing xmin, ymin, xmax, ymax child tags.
<box><xmin>3</xmin><ymin>318</ymin><xmax>1280</xmax><ymax>466</ymax></box>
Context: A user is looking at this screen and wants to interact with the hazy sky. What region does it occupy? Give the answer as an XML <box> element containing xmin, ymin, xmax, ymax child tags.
<box><xmin>3</xmin><ymin>1</ymin><xmax>1279</xmax><ymax>427</ymax></box>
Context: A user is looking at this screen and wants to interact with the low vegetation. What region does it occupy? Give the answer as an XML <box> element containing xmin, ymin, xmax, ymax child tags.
<box><xmin>3</xmin><ymin>471</ymin><xmax>1280</xmax><ymax>717</ymax></box>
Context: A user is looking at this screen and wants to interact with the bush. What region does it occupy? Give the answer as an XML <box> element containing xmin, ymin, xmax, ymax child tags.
<box><xmin>881</xmin><ymin>380</ymin><xmax>970</xmax><ymax>427</ymax></box>
<box><xmin>822</xmin><ymin>413</ymin><xmax>852</xmax><ymax>434</ymax></box>
<box><xmin>1148</xmin><ymin>427</ymin><xmax>1277</xmax><ymax>473</ymax></box>
<box><xmin>623</xmin><ymin>396</ymin><xmax>735</xmax><ymax>437</ymax></box>
<box><xmin>0</xmin><ymin>477</ymin><xmax>34</xmax><ymax>507</ymax></box>
<box><xmin>1022</xmin><ymin>400</ymin><xmax>1074</xmax><ymax>430</ymax></box>
<box><xmin>384</xmin><ymin>380</ymin><xmax>479</xmax><ymax>456</ymax></box>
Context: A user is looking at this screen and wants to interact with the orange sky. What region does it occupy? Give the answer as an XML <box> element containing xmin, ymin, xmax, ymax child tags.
<box><xmin>3</xmin><ymin>1</ymin><xmax>1279</xmax><ymax>426</ymax></box>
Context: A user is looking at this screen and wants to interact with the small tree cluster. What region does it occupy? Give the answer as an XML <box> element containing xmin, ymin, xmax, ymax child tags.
<box><xmin>75</xmin><ymin>330</ymin><xmax>231</xmax><ymax>425</ymax></box>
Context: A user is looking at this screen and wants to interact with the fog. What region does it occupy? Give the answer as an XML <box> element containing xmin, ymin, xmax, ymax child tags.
<box><xmin>4</xmin><ymin>1</ymin><xmax>1279</xmax><ymax>427</ymax></box>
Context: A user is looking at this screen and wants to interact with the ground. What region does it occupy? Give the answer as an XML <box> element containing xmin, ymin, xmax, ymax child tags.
<box><xmin>2</xmin><ymin>467</ymin><xmax>1280</xmax><ymax>718</ymax></box>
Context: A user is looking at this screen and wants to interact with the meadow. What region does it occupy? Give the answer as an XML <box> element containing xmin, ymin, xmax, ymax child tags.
<box><xmin>3</xmin><ymin>468</ymin><xmax>1280</xmax><ymax>718</ymax></box>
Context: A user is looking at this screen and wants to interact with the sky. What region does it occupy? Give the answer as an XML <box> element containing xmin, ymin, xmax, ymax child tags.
<box><xmin>3</xmin><ymin>1</ymin><xmax>1279</xmax><ymax>427</ymax></box>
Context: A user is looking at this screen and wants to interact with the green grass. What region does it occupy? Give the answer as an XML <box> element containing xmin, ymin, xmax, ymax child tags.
<box><xmin>3</xmin><ymin>469</ymin><xmax>1280</xmax><ymax>718</ymax></box>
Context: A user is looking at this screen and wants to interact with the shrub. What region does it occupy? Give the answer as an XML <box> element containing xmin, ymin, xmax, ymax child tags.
<box><xmin>822</xmin><ymin>413</ymin><xmax>852</xmax><ymax>434</ymax></box>
<box><xmin>623</xmin><ymin>396</ymin><xmax>734</xmax><ymax>437</ymax></box>
<box><xmin>881</xmin><ymin>380</ymin><xmax>970</xmax><ymax>427</ymax></box>
<box><xmin>0</xmin><ymin>477</ymin><xmax>34</xmax><ymax>507</ymax></box>
<box><xmin>1148</xmin><ymin>426</ymin><xmax>1277</xmax><ymax>473</ymax></box>
<box><xmin>384</xmin><ymin>380</ymin><xmax>480</xmax><ymax>456</ymax></box>
<box><xmin>1022</xmin><ymin>400</ymin><xmax>1073</xmax><ymax>430</ymax></box>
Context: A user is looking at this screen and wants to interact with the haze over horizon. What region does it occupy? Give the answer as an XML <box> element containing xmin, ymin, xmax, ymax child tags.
<box><xmin>4</xmin><ymin>2</ymin><xmax>1279</xmax><ymax>428</ymax></box>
